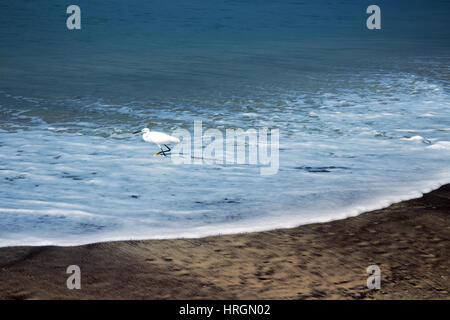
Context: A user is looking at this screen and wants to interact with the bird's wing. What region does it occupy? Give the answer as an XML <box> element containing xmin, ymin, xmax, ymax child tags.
<box><xmin>151</xmin><ymin>132</ymin><xmax>180</xmax><ymax>143</ymax></box>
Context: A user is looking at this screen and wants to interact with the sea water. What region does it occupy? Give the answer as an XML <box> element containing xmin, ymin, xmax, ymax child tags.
<box><xmin>0</xmin><ymin>0</ymin><xmax>449</xmax><ymax>246</ymax></box>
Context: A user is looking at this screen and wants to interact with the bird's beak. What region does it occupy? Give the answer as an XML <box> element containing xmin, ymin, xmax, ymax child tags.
<box><xmin>133</xmin><ymin>130</ymin><xmax>141</xmax><ymax>134</ymax></box>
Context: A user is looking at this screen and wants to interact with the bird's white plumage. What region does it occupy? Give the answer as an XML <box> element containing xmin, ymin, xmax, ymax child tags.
<box><xmin>141</xmin><ymin>128</ymin><xmax>180</xmax><ymax>147</ymax></box>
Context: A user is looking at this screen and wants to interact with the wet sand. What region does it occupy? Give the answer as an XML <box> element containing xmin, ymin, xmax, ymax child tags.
<box><xmin>0</xmin><ymin>184</ymin><xmax>449</xmax><ymax>299</ymax></box>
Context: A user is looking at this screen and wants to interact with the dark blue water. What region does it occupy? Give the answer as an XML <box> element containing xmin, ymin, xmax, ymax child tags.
<box><xmin>1</xmin><ymin>0</ymin><xmax>449</xmax><ymax>99</ymax></box>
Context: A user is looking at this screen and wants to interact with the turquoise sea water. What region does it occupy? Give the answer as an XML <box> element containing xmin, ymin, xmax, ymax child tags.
<box><xmin>0</xmin><ymin>0</ymin><xmax>449</xmax><ymax>246</ymax></box>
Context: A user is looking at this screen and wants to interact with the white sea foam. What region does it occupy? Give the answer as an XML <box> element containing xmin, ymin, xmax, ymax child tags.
<box><xmin>0</xmin><ymin>72</ymin><xmax>450</xmax><ymax>247</ymax></box>
<box><xmin>428</xmin><ymin>141</ymin><xmax>450</xmax><ymax>150</ymax></box>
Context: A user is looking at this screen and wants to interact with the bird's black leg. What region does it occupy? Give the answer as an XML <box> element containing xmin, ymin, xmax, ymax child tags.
<box><xmin>155</xmin><ymin>145</ymin><xmax>171</xmax><ymax>157</ymax></box>
<box><xmin>163</xmin><ymin>145</ymin><xmax>171</xmax><ymax>153</ymax></box>
<box><xmin>161</xmin><ymin>145</ymin><xmax>171</xmax><ymax>157</ymax></box>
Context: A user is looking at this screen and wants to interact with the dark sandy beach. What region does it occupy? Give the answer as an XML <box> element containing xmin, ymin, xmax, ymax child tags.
<box><xmin>0</xmin><ymin>184</ymin><xmax>449</xmax><ymax>300</ymax></box>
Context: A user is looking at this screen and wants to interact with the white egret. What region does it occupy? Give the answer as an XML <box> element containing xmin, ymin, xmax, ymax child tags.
<box><xmin>134</xmin><ymin>128</ymin><xmax>180</xmax><ymax>156</ymax></box>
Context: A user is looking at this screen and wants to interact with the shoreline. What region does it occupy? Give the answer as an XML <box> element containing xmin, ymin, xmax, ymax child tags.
<box><xmin>2</xmin><ymin>182</ymin><xmax>448</xmax><ymax>248</ymax></box>
<box><xmin>0</xmin><ymin>184</ymin><xmax>449</xmax><ymax>299</ymax></box>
